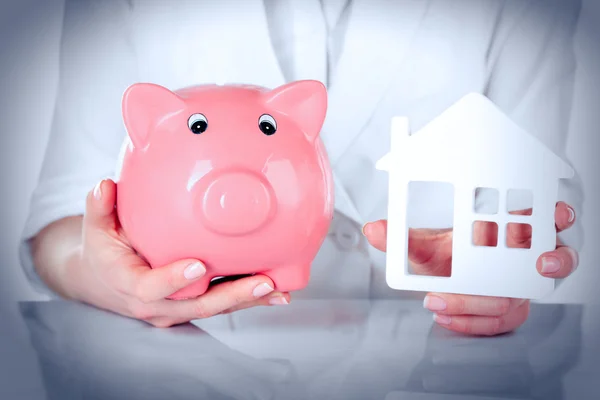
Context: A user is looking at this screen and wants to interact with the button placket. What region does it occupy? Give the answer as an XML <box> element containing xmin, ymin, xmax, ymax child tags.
<box><xmin>333</xmin><ymin>218</ymin><xmax>361</xmax><ymax>251</ymax></box>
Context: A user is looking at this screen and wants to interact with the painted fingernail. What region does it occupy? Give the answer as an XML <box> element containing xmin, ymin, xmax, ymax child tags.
<box><xmin>269</xmin><ymin>295</ymin><xmax>289</xmax><ymax>305</ymax></box>
<box><xmin>253</xmin><ymin>283</ymin><xmax>274</xmax><ymax>298</ymax></box>
<box><xmin>567</xmin><ymin>206</ymin><xmax>575</xmax><ymax>223</ymax></box>
<box><xmin>566</xmin><ymin>248</ymin><xmax>579</xmax><ymax>272</ymax></box>
<box><xmin>184</xmin><ymin>262</ymin><xmax>206</xmax><ymax>280</ymax></box>
<box><xmin>433</xmin><ymin>314</ymin><xmax>452</xmax><ymax>325</ymax></box>
<box><xmin>423</xmin><ymin>295</ymin><xmax>447</xmax><ymax>311</ymax></box>
<box><xmin>93</xmin><ymin>181</ymin><xmax>103</xmax><ymax>200</ymax></box>
<box><xmin>541</xmin><ymin>256</ymin><xmax>561</xmax><ymax>274</ymax></box>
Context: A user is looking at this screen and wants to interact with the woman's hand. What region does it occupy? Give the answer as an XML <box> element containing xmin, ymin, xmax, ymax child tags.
<box><xmin>32</xmin><ymin>179</ymin><xmax>290</xmax><ymax>328</ymax></box>
<box><xmin>363</xmin><ymin>202</ymin><xmax>579</xmax><ymax>336</ymax></box>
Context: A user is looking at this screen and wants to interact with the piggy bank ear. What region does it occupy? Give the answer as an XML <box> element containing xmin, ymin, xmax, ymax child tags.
<box><xmin>122</xmin><ymin>83</ymin><xmax>186</xmax><ymax>149</ymax></box>
<box><xmin>262</xmin><ymin>80</ymin><xmax>327</xmax><ymax>143</ymax></box>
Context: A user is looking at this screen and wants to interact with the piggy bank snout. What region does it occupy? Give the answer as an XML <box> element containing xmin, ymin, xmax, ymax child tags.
<box><xmin>198</xmin><ymin>171</ymin><xmax>275</xmax><ymax>235</ymax></box>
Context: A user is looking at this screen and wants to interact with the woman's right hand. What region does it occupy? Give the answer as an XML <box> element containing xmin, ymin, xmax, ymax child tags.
<box><xmin>32</xmin><ymin>179</ymin><xmax>290</xmax><ymax>328</ymax></box>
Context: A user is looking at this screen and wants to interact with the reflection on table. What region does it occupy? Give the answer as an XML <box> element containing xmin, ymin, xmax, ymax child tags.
<box><xmin>19</xmin><ymin>298</ymin><xmax>599</xmax><ymax>400</ymax></box>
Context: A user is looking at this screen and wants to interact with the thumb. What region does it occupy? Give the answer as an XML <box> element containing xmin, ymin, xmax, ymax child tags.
<box><xmin>83</xmin><ymin>179</ymin><xmax>118</xmax><ymax>233</ymax></box>
<box><xmin>363</xmin><ymin>220</ymin><xmax>453</xmax><ymax>276</ymax></box>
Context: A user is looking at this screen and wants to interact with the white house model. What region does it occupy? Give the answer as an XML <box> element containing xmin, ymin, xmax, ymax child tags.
<box><xmin>376</xmin><ymin>93</ymin><xmax>574</xmax><ymax>299</ymax></box>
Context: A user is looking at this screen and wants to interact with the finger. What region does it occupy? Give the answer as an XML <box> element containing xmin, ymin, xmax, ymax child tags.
<box><xmin>555</xmin><ymin>201</ymin><xmax>576</xmax><ymax>232</ymax></box>
<box><xmin>423</xmin><ymin>293</ymin><xmax>526</xmax><ymax>317</ymax></box>
<box><xmin>537</xmin><ymin>245</ymin><xmax>579</xmax><ymax>278</ymax></box>
<box><xmin>405</xmin><ymin>228</ymin><xmax>453</xmax><ymax>277</ymax></box>
<box><xmin>124</xmin><ymin>259</ymin><xmax>208</xmax><ymax>303</ymax></box>
<box><xmin>83</xmin><ymin>179</ymin><xmax>118</xmax><ymax>232</ymax></box>
<box><xmin>473</xmin><ymin>221</ymin><xmax>499</xmax><ymax>247</ymax></box>
<box><xmin>508</xmin><ymin>207</ymin><xmax>533</xmax><ymax>216</ymax></box>
<box><xmin>363</xmin><ymin>220</ymin><xmax>453</xmax><ymax>276</ymax></box>
<box><xmin>506</xmin><ymin>222</ymin><xmax>532</xmax><ymax>248</ymax></box>
<box><xmin>408</xmin><ymin>228</ymin><xmax>453</xmax><ymax>263</ymax></box>
<box><xmin>432</xmin><ymin>301</ymin><xmax>530</xmax><ymax>336</ymax></box>
<box><xmin>362</xmin><ymin>220</ymin><xmax>388</xmax><ymax>251</ymax></box>
<box><xmin>221</xmin><ymin>292</ymin><xmax>291</xmax><ymax>314</ymax></box>
<box><xmin>160</xmin><ymin>274</ymin><xmax>277</xmax><ymax>321</ymax></box>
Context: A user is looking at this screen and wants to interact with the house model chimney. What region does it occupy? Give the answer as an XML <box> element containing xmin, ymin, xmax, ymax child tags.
<box><xmin>376</xmin><ymin>116</ymin><xmax>410</xmax><ymax>172</ymax></box>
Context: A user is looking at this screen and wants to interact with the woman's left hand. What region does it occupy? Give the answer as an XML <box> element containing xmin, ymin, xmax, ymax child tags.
<box><xmin>363</xmin><ymin>201</ymin><xmax>579</xmax><ymax>336</ymax></box>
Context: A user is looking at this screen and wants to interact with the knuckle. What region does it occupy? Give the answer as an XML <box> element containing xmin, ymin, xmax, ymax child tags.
<box><xmin>166</xmin><ymin>270</ymin><xmax>180</xmax><ymax>291</ymax></box>
<box><xmin>488</xmin><ymin>317</ymin><xmax>503</xmax><ymax>336</ymax></box>
<box><xmin>497</xmin><ymin>298</ymin><xmax>511</xmax><ymax>316</ymax></box>
<box><xmin>129</xmin><ymin>302</ymin><xmax>154</xmax><ymax>321</ymax></box>
<box><xmin>164</xmin><ymin>267</ymin><xmax>180</xmax><ymax>291</ymax></box>
<box><xmin>133</xmin><ymin>284</ymin><xmax>154</xmax><ymax>304</ymax></box>
<box><xmin>134</xmin><ymin>292</ymin><xmax>151</xmax><ymax>305</ymax></box>
<box><xmin>462</xmin><ymin>318</ymin><xmax>475</xmax><ymax>335</ymax></box>
<box><xmin>226</xmin><ymin>285</ymin><xmax>249</xmax><ymax>305</ymax></box>
<box><xmin>232</xmin><ymin>292</ymin><xmax>248</xmax><ymax>305</ymax></box>
<box><xmin>454</xmin><ymin>296</ymin><xmax>467</xmax><ymax>314</ymax></box>
<box><xmin>192</xmin><ymin>302</ymin><xmax>211</xmax><ymax>319</ymax></box>
<box><xmin>103</xmin><ymin>262</ymin><xmax>128</xmax><ymax>292</ymax></box>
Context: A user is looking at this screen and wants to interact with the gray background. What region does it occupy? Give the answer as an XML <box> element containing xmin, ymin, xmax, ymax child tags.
<box><xmin>0</xmin><ymin>0</ymin><xmax>599</xmax><ymax>398</ymax></box>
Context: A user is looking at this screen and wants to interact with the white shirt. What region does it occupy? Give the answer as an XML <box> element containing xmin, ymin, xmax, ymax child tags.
<box><xmin>20</xmin><ymin>0</ymin><xmax>358</xmax><ymax>297</ymax></box>
<box><xmin>20</xmin><ymin>0</ymin><xmax>584</xmax><ymax>299</ymax></box>
<box><xmin>266</xmin><ymin>0</ymin><xmax>351</xmax><ymax>86</ymax></box>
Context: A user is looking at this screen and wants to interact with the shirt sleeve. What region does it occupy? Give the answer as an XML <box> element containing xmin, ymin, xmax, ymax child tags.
<box><xmin>484</xmin><ymin>0</ymin><xmax>583</xmax><ymax>252</ymax></box>
<box><xmin>19</xmin><ymin>0</ymin><xmax>139</xmax><ymax>296</ymax></box>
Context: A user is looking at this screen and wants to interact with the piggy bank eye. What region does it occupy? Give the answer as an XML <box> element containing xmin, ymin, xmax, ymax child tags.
<box><xmin>188</xmin><ymin>114</ymin><xmax>208</xmax><ymax>134</ymax></box>
<box><xmin>258</xmin><ymin>114</ymin><xmax>277</xmax><ymax>135</ymax></box>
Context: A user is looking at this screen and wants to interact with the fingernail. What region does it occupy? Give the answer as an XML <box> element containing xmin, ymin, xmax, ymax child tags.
<box><xmin>567</xmin><ymin>206</ymin><xmax>575</xmax><ymax>223</ymax></box>
<box><xmin>361</xmin><ymin>222</ymin><xmax>370</xmax><ymax>236</ymax></box>
<box><xmin>517</xmin><ymin>298</ymin><xmax>527</xmax><ymax>307</ymax></box>
<box><xmin>253</xmin><ymin>283</ymin><xmax>274</xmax><ymax>298</ymax></box>
<box><xmin>423</xmin><ymin>295</ymin><xmax>447</xmax><ymax>311</ymax></box>
<box><xmin>541</xmin><ymin>256</ymin><xmax>561</xmax><ymax>274</ymax></box>
<box><xmin>269</xmin><ymin>295</ymin><xmax>289</xmax><ymax>305</ymax></box>
<box><xmin>566</xmin><ymin>247</ymin><xmax>579</xmax><ymax>272</ymax></box>
<box><xmin>183</xmin><ymin>262</ymin><xmax>206</xmax><ymax>280</ymax></box>
<box><xmin>433</xmin><ymin>314</ymin><xmax>452</xmax><ymax>325</ymax></box>
<box><xmin>93</xmin><ymin>181</ymin><xmax>103</xmax><ymax>200</ymax></box>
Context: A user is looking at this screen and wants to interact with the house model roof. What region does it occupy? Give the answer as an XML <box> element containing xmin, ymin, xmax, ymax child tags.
<box><xmin>376</xmin><ymin>93</ymin><xmax>574</xmax><ymax>183</ymax></box>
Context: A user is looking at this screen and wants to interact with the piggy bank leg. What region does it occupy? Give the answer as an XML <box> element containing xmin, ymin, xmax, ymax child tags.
<box><xmin>263</xmin><ymin>264</ymin><xmax>311</xmax><ymax>293</ymax></box>
<box><xmin>167</xmin><ymin>276</ymin><xmax>212</xmax><ymax>300</ymax></box>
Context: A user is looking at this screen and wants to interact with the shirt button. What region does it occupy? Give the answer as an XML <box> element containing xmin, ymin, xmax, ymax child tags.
<box><xmin>334</xmin><ymin>219</ymin><xmax>361</xmax><ymax>251</ymax></box>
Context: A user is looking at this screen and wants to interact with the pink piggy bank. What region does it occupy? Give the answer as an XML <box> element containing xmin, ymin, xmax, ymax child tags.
<box><xmin>115</xmin><ymin>80</ymin><xmax>334</xmax><ymax>300</ymax></box>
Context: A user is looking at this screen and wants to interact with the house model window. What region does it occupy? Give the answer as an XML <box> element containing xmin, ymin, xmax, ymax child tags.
<box><xmin>376</xmin><ymin>93</ymin><xmax>573</xmax><ymax>300</ymax></box>
<box><xmin>472</xmin><ymin>187</ymin><xmax>534</xmax><ymax>249</ymax></box>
